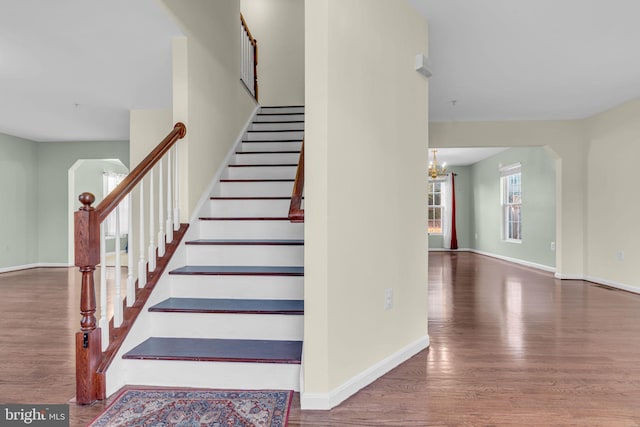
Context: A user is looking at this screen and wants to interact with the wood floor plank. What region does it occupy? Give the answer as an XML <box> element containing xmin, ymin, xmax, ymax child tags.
<box><xmin>3</xmin><ymin>253</ymin><xmax>640</xmax><ymax>426</ymax></box>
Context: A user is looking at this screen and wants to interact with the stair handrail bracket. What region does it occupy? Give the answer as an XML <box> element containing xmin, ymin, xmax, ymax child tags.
<box><xmin>74</xmin><ymin>122</ymin><xmax>187</xmax><ymax>405</ymax></box>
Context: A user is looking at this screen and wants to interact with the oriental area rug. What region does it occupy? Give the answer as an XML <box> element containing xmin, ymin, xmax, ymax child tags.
<box><xmin>88</xmin><ymin>387</ymin><xmax>293</xmax><ymax>427</ymax></box>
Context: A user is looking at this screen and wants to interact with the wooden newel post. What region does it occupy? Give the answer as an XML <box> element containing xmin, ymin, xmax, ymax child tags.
<box><xmin>74</xmin><ymin>192</ymin><xmax>104</xmax><ymax>405</ymax></box>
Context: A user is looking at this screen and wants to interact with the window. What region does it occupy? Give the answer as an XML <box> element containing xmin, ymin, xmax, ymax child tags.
<box><xmin>501</xmin><ymin>164</ymin><xmax>522</xmax><ymax>242</ymax></box>
<box><xmin>428</xmin><ymin>180</ymin><xmax>444</xmax><ymax>234</ymax></box>
<box><xmin>103</xmin><ymin>172</ymin><xmax>129</xmax><ymax>237</ymax></box>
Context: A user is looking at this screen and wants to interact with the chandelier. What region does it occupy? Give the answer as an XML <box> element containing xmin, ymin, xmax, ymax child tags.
<box><xmin>428</xmin><ymin>149</ymin><xmax>447</xmax><ymax>179</ymax></box>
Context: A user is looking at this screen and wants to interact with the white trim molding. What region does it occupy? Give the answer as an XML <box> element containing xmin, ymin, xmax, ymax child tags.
<box><xmin>584</xmin><ymin>275</ymin><xmax>640</xmax><ymax>295</ymax></box>
<box><xmin>554</xmin><ymin>272</ymin><xmax>584</xmax><ymax>280</ymax></box>
<box><xmin>300</xmin><ymin>335</ymin><xmax>430</xmax><ymax>410</ymax></box>
<box><xmin>0</xmin><ymin>263</ymin><xmax>72</xmax><ymax>274</ymax></box>
<box><xmin>469</xmin><ymin>249</ymin><xmax>555</xmax><ymax>273</ymax></box>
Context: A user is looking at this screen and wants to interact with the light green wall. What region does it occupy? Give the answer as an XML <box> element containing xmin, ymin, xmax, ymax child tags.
<box><xmin>0</xmin><ymin>135</ymin><xmax>128</xmax><ymax>268</ymax></box>
<box><xmin>0</xmin><ymin>133</ymin><xmax>38</xmax><ymax>269</ymax></box>
<box><xmin>428</xmin><ymin>166</ymin><xmax>472</xmax><ymax>249</ymax></box>
<box><xmin>470</xmin><ymin>147</ymin><xmax>556</xmax><ymax>268</ymax></box>
<box><xmin>37</xmin><ymin>140</ymin><xmax>129</xmax><ymax>264</ymax></box>
<box><xmin>431</xmin><ymin>120</ymin><xmax>584</xmax><ymax>278</ymax></box>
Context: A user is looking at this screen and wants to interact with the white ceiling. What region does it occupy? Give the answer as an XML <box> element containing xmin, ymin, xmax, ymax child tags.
<box><xmin>3</xmin><ymin>1</ymin><xmax>640</xmax><ymax>143</ymax></box>
<box><xmin>0</xmin><ymin>0</ymin><xmax>182</xmax><ymax>142</ymax></box>
<box><xmin>410</xmin><ymin>0</ymin><xmax>640</xmax><ymax>122</ymax></box>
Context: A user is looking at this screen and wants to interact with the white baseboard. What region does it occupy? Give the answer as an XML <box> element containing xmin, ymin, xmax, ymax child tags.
<box><xmin>300</xmin><ymin>335</ymin><xmax>430</xmax><ymax>410</ymax></box>
<box><xmin>468</xmin><ymin>249</ymin><xmax>556</xmax><ymax>273</ymax></box>
<box><xmin>0</xmin><ymin>263</ymin><xmax>73</xmax><ymax>274</ymax></box>
<box><xmin>188</xmin><ymin>105</ymin><xmax>260</xmax><ymax>225</ymax></box>
<box><xmin>554</xmin><ymin>273</ymin><xmax>584</xmax><ymax>280</ymax></box>
<box><xmin>584</xmin><ymin>275</ymin><xmax>640</xmax><ymax>295</ymax></box>
<box><xmin>428</xmin><ymin>247</ymin><xmax>472</xmax><ymax>252</ymax></box>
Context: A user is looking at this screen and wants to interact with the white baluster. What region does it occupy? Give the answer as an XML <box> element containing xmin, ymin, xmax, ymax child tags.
<box><xmin>99</xmin><ymin>223</ymin><xmax>108</xmax><ymax>351</ymax></box>
<box><xmin>114</xmin><ymin>208</ymin><xmax>123</xmax><ymax>327</ymax></box>
<box><xmin>126</xmin><ymin>193</ymin><xmax>135</xmax><ymax>307</ymax></box>
<box><xmin>174</xmin><ymin>144</ymin><xmax>180</xmax><ymax>230</ymax></box>
<box><xmin>148</xmin><ymin>168</ymin><xmax>156</xmax><ymax>272</ymax></box>
<box><xmin>138</xmin><ymin>181</ymin><xmax>147</xmax><ymax>288</ymax></box>
<box><xmin>157</xmin><ymin>159</ymin><xmax>165</xmax><ymax>257</ymax></box>
<box><xmin>166</xmin><ymin>150</ymin><xmax>173</xmax><ymax>244</ymax></box>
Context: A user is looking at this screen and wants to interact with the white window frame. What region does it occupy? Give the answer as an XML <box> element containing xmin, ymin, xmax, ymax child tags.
<box><xmin>428</xmin><ymin>179</ymin><xmax>445</xmax><ymax>235</ymax></box>
<box><xmin>103</xmin><ymin>172</ymin><xmax>129</xmax><ymax>237</ymax></box>
<box><xmin>500</xmin><ymin>163</ymin><xmax>522</xmax><ymax>243</ymax></box>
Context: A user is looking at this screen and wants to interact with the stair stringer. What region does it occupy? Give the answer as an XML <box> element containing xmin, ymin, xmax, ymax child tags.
<box><xmin>103</xmin><ymin>107</ymin><xmax>260</xmax><ymax>398</ymax></box>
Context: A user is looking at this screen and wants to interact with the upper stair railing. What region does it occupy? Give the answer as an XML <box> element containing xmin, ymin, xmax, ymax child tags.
<box><xmin>74</xmin><ymin>122</ymin><xmax>188</xmax><ymax>405</ymax></box>
<box><xmin>240</xmin><ymin>14</ymin><xmax>258</xmax><ymax>101</ymax></box>
<box><xmin>288</xmin><ymin>140</ymin><xmax>304</xmax><ymax>222</ymax></box>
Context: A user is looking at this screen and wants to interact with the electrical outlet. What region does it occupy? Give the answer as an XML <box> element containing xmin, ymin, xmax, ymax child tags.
<box><xmin>616</xmin><ymin>250</ymin><xmax>625</xmax><ymax>261</ymax></box>
<box><xmin>384</xmin><ymin>288</ymin><xmax>394</xmax><ymax>310</ymax></box>
<box><xmin>550</xmin><ymin>242</ymin><xmax>555</xmax><ymax>251</ymax></box>
<box><xmin>475</xmin><ymin>233</ymin><xmax>478</xmax><ymax>240</ymax></box>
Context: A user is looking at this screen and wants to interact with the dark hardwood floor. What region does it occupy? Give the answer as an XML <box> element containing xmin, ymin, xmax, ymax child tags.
<box><xmin>2</xmin><ymin>252</ymin><xmax>640</xmax><ymax>426</ymax></box>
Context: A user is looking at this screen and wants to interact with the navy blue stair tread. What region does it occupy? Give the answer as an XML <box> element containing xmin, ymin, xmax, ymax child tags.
<box><xmin>123</xmin><ymin>337</ymin><xmax>302</xmax><ymax>364</ymax></box>
<box><xmin>186</xmin><ymin>239</ymin><xmax>304</xmax><ymax>246</ymax></box>
<box><xmin>149</xmin><ymin>298</ymin><xmax>304</xmax><ymax>314</ymax></box>
<box><xmin>170</xmin><ymin>265</ymin><xmax>304</xmax><ymax>276</ymax></box>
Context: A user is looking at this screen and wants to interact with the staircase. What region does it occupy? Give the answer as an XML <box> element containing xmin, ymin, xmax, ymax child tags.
<box><xmin>119</xmin><ymin>106</ymin><xmax>305</xmax><ymax>391</ymax></box>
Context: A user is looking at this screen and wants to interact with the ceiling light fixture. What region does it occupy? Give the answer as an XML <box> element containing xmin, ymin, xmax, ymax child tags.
<box><xmin>429</xmin><ymin>149</ymin><xmax>447</xmax><ymax>179</ymax></box>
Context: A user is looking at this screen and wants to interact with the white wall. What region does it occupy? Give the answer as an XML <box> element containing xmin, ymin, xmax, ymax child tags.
<box><xmin>304</xmin><ymin>0</ymin><xmax>429</xmax><ymax>409</ymax></box>
<box><xmin>241</xmin><ymin>0</ymin><xmax>305</xmax><ymax>106</ymax></box>
<box><xmin>161</xmin><ymin>0</ymin><xmax>258</xmax><ymax>221</ymax></box>
<box><xmin>584</xmin><ymin>98</ymin><xmax>640</xmax><ymax>291</ymax></box>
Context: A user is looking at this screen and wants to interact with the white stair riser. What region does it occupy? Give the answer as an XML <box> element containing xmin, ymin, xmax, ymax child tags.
<box><xmin>150</xmin><ymin>313</ymin><xmax>303</xmax><ymax>340</ymax></box>
<box><xmin>219</xmin><ymin>181</ymin><xmax>294</xmax><ymax>197</ymax></box>
<box><xmin>250</xmin><ymin>122</ymin><xmax>304</xmax><ymax>131</ymax></box>
<box><xmin>260</xmin><ymin>106</ymin><xmax>304</xmax><ymax>114</ymax></box>
<box><xmin>225</xmin><ymin>165</ymin><xmax>297</xmax><ymax>180</ymax></box>
<box><xmin>199</xmin><ymin>220</ymin><xmax>303</xmax><ymax>239</ymax></box>
<box><xmin>255</xmin><ymin>113</ymin><xmax>304</xmax><ymax>122</ymax></box>
<box><xmin>245</xmin><ymin>130</ymin><xmax>304</xmax><ymax>141</ymax></box>
<box><xmin>121</xmin><ymin>359</ymin><xmax>301</xmax><ymax>391</ymax></box>
<box><xmin>170</xmin><ymin>275</ymin><xmax>304</xmax><ymax>300</ymax></box>
<box><xmin>240</xmin><ymin>141</ymin><xmax>303</xmax><ymax>152</ymax></box>
<box><xmin>233</xmin><ymin>153</ymin><xmax>300</xmax><ymax>165</ymax></box>
<box><xmin>186</xmin><ymin>245</ymin><xmax>303</xmax><ymax>266</ymax></box>
<box><xmin>208</xmin><ymin>199</ymin><xmax>292</xmax><ymax>217</ymax></box>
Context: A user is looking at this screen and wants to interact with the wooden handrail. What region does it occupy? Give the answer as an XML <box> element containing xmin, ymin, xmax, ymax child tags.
<box><xmin>96</xmin><ymin>122</ymin><xmax>186</xmax><ymax>223</ymax></box>
<box><xmin>288</xmin><ymin>141</ymin><xmax>304</xmax><ymax>222</ymax></box>
<box><xmin>74</xmin><ymin>122</ymin><xmax>187</xmax><ymax>405</ymax></box>
<box><xmin>240</xmin><ymin>14</ymin><xmax>259</xmax><ymax>101</ymax></box>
